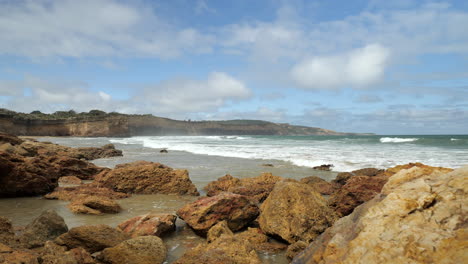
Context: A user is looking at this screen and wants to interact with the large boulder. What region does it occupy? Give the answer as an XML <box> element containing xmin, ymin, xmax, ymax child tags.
<box><xmin>73</xmin><ymin>144</ymin><xmax>123</xmax><ymax>160</ymax></box>
<box><xmin>93</xmin><ymin>161</ymin><xmax>199</xmax><ymax>195</ymax></box>
<box><xmin>18</xmin><ymin>210</ymin><xmax>68</xmax><ymax>249</ymax></box>
<box><xmin>177</xmin><ymin>192</ymin><xmax>259</xmax><ymax>236</ymax></box>
<box><xmin>300</xmin><ymin>176</ymin><xmax>334</xmax><ymax>195</ymax></box>
<box><xmin>332</xmin><ymin>167</ymin><xmax>384</xmax><ymax>186</ymax></box>
<box><xmin>68</xmin><ymin>196</ymin><xmax>122</xmax><ymax>215</ymax></box>
<box><xmin>173</xmin><ymin>234</ymin><xmax>262</xmax><ymax>264</ymax></box>
<box><xmin>100</xmin><ymin>236</ymin><xmax>166</xmax><ymax>264</ymax></box>
<box><xmin>117</xmin><ymin>213</ymin><xmax>176</xmax><ymax>238</ymax></box>
<box><xmin>55</xmin><ymin>225</ymin><xmax>130</xmax><ymax>253</ymax></box>
<box><xmin>204</xmin><ymin>173</ymin><xmax>283</xmax><ymax>203</ymax></box>
<box><xmin>258</xmin><ymin>181</ymin><xmax>338</xmax><ymax>244</ymax></box>
<box><xmin>292</xmin><ymin>165</ymin><xmax>463</xmax><ymax>264</ymax></box>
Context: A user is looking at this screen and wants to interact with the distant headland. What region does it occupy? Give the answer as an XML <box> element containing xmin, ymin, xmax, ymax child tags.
<box><xmin>0</xmin><ymin>108</ymin><xmax>372</xmax><ymax>137</ymax></box>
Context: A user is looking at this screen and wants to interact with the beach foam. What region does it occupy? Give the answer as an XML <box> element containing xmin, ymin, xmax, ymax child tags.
<box><xmin>380</xmin><ymin>137</ymin><xmax>418</xmax><ymax>143</ymax></box>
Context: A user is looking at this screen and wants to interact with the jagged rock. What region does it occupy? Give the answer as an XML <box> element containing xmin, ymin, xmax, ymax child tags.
<box><xmin>93</xmin><ymin>161</ymin><xmax>199</xmax><ymax>195</ymax></box>
<box><xmin>259</xmin><ymin>181</ymin><xmax>338</xmax><ymax>244</ymax></box>
<box><xmin>292</xmin><ymin>165</ymin><xmax>462</xmax><ymax>264</ymax></box>
<box><xmin>287</xmin><ymin>241</ymin><xmax>308</xmax><ymax>260</ymax></box>
<box><xmin>0</xmin><ymin>217</ymin><xmax>15</xmax><ymax>246</ymax></box>
<box><xmin>55</xmin><ymin>225</ymin><xmax>130</xmax><ymax>253</ymax></box>
<box><xmin>0</xmin><ymin>250</ymin><xmax>38</xmax><ymax>264</ymax></box>
<box><xmin>0</xmin><ymin>133</ymin><xmax>23</xmax><ymax>146</ymax></box>
<box><xmin>204</xmin><ymin>173</ymin><xmax>283</xmax><ymax>203</ymax></box>
<box><xmin>300</xmin><ymin>176</ymin><xmax>334</xmax><ymax>195</ymax></box>
<box><xmin>177</xmin><ymin>192</ymin><xmax>259</xmax><ymax>236</ymax></box>
<box><xmin>46</xmin><ymin>156</ymin><xmax>106</xmax><ymax>180</ymax></box>
<box><xmin>100</xmin><ymin>236</ymin><xmax>166</xmax><ymax>264</ymax></box>
<box><xmin>235</xmin><ymin>227</ymin><xmax>287</xmax><ymax>253</ymax></box>
<box><xmin>68</xmin><ymin>196</ymin><xmax>122</xmax><ymax>215</ymax></box>
<box><xmin>332</xmin><ymin>168</ymin><xmax>384</xmax><ymax>186</ymax></box>
<box><xmin>173</xmin><ymin>234</ymin><xmax>262</xmax><ymax>264</ymax></box>
<box><xmin>73</xmin><ymin>144</ymin><xmax>123</xmax><ymax>160</ymax></box>
<box><xmin>18</xmin><ymin>210</ymin><xmax>68</xmax><ymax>249</ymax></box>
<box><xmin>45</xmin><ymin>185</ymin><xmax>129</xmax><ymax>201</ymax></box>
<box><xmin>117</xmin><ymin>213</ymin><xmax>176</xmax><ymax>238</ymax></box>
<box><xmin>312</xmin><ymin>164</ymin><xmax>333</xmax><ymax>171</ymax></box>
<box><xmin>38</xmin><ymin>241</ymin><xmax>95</xmax><ymax>264</ymax></box>
<box><xmin>206</xmin><ymin>221</ymin><xmax>233</xmax><ymax>243</ymax></box>
<box><xmin>58</xmin><ymin>176</ymin><xmax>83</xmax><ymax>185</ymax></box>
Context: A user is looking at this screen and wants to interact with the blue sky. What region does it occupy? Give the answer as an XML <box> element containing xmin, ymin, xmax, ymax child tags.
<box><xmin>0</xmin><ymin>0</ymin><xmax>467</xmax><ymax>134</ymax></box>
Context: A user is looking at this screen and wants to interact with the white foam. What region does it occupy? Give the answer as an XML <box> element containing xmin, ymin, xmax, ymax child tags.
<box><xmin>380</xmin><ymin>137</ymin><xmax>418</xmax><ymax>143</ymax></box>
<box><xmin>451</xmin><ymin>138</ymin><xmax>459</xmax><ymax>141</ymax></box>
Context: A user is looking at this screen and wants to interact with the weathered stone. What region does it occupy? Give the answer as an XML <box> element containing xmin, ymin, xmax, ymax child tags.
<box><xmin>45</xmin><ymin>185</ymin><xmax>129</xmax><ymax>201</ymax></box>
<box><xmin>58</xmin><ymin>176</ymin><xmax>82</xmax><ymax>185</ymax></box>
<box><xmin>300</xmin><ymin>176</ymin><xmax>334</xmax><ymax>195</ymax></box>
<box><xmin>0</xmin><ymin>243</ymin><xmax>12</xmax><ymax>253</ymax></box>
<box><xmin>206</xmin><ymin>221</ymin><xmax>233</xmax><ymax>243</ymax></box>
<box><xmin>93</xmin><ymin>161</ymin><xmax>199</xmax><ymax>195</ymax></box>
<box><xmin>204</xmin><ymin>173</ymin><xmax>283</xmax><ymax>203</ymax></box>
<box><xmin>0</xmin><ymin>217</ymin><xmax>14</xmax><ymax>245</ymax></box>
<box><xmin>287</xmin><ymin>241</ymin><xmax>308</xmax><ymax>260</ymax></box>
<box><xmin>38</xmin><ymin>241</ymin><xmax>95</xmax><ymax>264</ymax></box>
<box><xmin>312</xmin><ymin>164</ymin><xmax>333</xmax><ymax>171</ymax></box>
<box><xmin>19</xmin><ymin>210</ymin><xmax>68</xmax><ymax>249</ymax></box>
<box><xmin>292</xmin><ymin>165</ymin><xmax>463</xmax><ymax>264</ymax></box>
<box><xmin>68</xmin><ymin>196</ymin><xmax>122</xmax><ymax>215</ymax></box>
<box><xmin>235</xmin><ymin>227</ymin><xmax>287</xmax><ymax>253</ymax></box>
<box><xmin>55</xmin><ymin>225</ymin><xmax>130</xmax><ymax>253</ymax></box>
<box><xmin>100</xmin><ymin>236</ymin><xmax>166</xmax><ymax>264</ymax></box>
<box><xmin>173</xmin><ymin>234</ymin><xmax>262</xmax><ymax>264</ymax></box>
<box><xmin>0</xmin><ymin>133</ymin><xmax>23</xmax><ymax>146</ymax></box>
<box><xmin>259</xmin><ymin>181</ymin><xmax>338</xmax><ymax>244</ymax></box>
<box><xmin>117</xmin><ymin>213</ymin><xmax>176</xmax><ymax>238</ymax></box>
<box><xmin>0</xmin><ymin>250</ymin><xmax>38</xmax><ymax>264</ymax></box>
<box><xmin>177</xmin><ymin>192</ymin><xmax>259</xmax><ymax>236</ymax></box>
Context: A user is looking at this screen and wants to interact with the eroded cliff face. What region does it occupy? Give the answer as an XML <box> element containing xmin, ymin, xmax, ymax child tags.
<box><xmin>0</xmin><ymin>110</ymin><xmax>362</xmax><ymax>137</ymax></box>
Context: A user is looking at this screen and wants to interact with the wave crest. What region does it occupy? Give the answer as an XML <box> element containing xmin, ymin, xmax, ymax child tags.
<box><xmin>380</xmin><ymin>137</ymin><xmax>418</xmax><ymax>143</ymax></box>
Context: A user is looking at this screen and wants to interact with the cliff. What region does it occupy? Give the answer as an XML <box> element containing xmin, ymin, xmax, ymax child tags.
<box><xmin>0</xmin><ymin>109</ymin><xmax>367</xmax><ymax>137</ymax></box>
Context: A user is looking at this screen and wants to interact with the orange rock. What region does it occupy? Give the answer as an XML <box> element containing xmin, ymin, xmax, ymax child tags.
<box><xmin>118</xmin><ymin>213</ymin><xmax>176</xmax><ymax>238</ymax></box>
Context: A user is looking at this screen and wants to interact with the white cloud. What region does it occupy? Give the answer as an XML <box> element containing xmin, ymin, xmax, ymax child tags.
<box><xmin>290</xmin><ymin>44</ymin><xmax>390</xmax><ymax>89</ymax></box>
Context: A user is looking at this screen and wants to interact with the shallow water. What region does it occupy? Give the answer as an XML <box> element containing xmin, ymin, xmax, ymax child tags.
<box><xmin>2</xmin><ymin>137</ymin><xmax>337</xmax><ymax>263</ymax></box>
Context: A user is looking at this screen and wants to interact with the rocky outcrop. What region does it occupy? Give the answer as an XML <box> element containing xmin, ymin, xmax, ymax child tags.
<box><xmin>300</xmin><ymin>176</ymin><xmax>334</xmax><ymax>195</ymax></box>
<box><xmin>68</xmin><ymin>196</ymin><xmax>122</xmax><ymax>215</ymax></box>
<box><xmin>177</xmin><ymin>192</ymin><xmax>259</xmax><ymax>236</ymax></box>
<box><xmin>117</xmin><ymin>213</ymin><xmax>176</xmax><ymax>238</ymax></box>
<box><xmin>292</xmin><ymin>165</ymin><xmax>464</xmax><ymax>264</ymax></box>
<box><xmin>259</xmin><ymin>181</ymin><xmax>338</xmax><ymax>244</ymax></box>
<box><xmin>100</xmin><ymin>236</ymin><xmax>166</xmax><ymax>264</ymax></box>
<box><xmin>173</xmin><ymin>234</ymin><xmax>262</xmax><ymax>264</ymax></box>
<box><xmin>18</xmin><ymin>210</ymin><xmax>68</xmax><ymax>249</ymax></box>
<box><xmin>44</xmin><ymin>185</ymin><xmax>129</xmax><ymax>201</ymax></box>
<box><xmin>204</xmin><ymin>173</ymin><xmax>283</xmax><ymax>203</ymax></box>
<box><xmin>55</xmin><ymin>225</ymin><xmax>130</xmax><ymax>253</ymax></box>
<box><xmin>93</xmin><ymin>161</ymin><xmax>199</xmax><ymax>195</ymax></box>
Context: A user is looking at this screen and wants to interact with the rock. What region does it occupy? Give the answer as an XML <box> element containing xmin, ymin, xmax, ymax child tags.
<box><xmin>18</xmin><ymin>210</ymin><xmax>68</xmax><ymax>249</ymax></box>
<box><xmin>38</xmin><ymin>241</ymin><xmax>95</xmax><ymax>264</ymax></box>
<box><xmin>235</xmin><ymin>227</ymin><xmax>287</xmax><ymax>253</ymax></box>
<box><xmin>73</xmin><ymin>144</ymin><xmax>123</xmax><ymax>160</ymax></box>
<box><xmin>47</xmin><ymin>156</ymin><xmax>106</xmax><ymax>180</ymax></box>
<box><xmin>177</xmin><ymin>192</ymin><xmax>259</xmax><ymax>236</ymax></box>
<box><xmin>258</xmin><ymin>181</ymin><xmax>338</xmax><ymax>244</ymax></box>
<box><xmin>261</xmin><ymin>163</ymin><xmax>274</xmax><ymax>167</ymax></box>
<box><xmin>68</xmin><ymin>196</ymin><xmax>122</xmax><ymax>215</ymax></box>
<box><xmin>117</xmin><ymin>213</ymin><xmax>176</xmax><ymax>238</ymax></box>
<box><xmin>0</xmin><ymin>133</ymin><xmax>23</xmax><ymax>146</ymax></box>
<box><xmin>173</xmin><ymin>234</ymin><xmax>262</xmax><ymax>264</ymax></box>
<box><xmin>100</xmin><ymin>236</ymin><xmax>166</xmax><ymax>264</ymax></box>
<box><xmin>93</xmin><ymin>161</ymin><xmax>199</xmax><ymax>195</ymax></box>
<box><xmin>0</xmin><ymin>243</ymin><xmax>12</xmax><ymax>253</ymax></box>
<box><xmin>0</xmin><ymin>217</ymin><xmax>14</xmax><ymax>245</ymax></box>
<box><xmin>332</xmin><ymin>168</ymin><xmax>384</xmax><ymax>186</ymax></box>
<box><xmin>287</xmin><ymin>241</ymin><xmax>308</xmax><ymax>260</ymax></box>
<box><xmin>300</xmin><ymin>176</ymin><xmax>334</xmax><ymax>195</ymax></box>
<box><xmin>159</xmin><ymin>149</ymin><xmax>168</xmax><ymax>153</ymax></box>
<box><xmin>0</xmin><ymin>250</ymin><xmax>39</xmax><ymax>264</ymax></box>
<box><xmin>206</xmin><ymin>221</ymin><xmax>233</xmax><ymax>243</ymax></box>
<box><xmin>312</xmin><ymin>164</ymin><xmax>333</xmax><ymax>171</ymax></box>
<box><xmin>58</xmin><ymin>176</ymin><xmax>83</xmax><ymax>185</ymax></box>
<box><xmin>327</xmin><ymin>175</ymin><xmax>389</xmax><ymax>216</ymax></box>
<box><xmin>55</xmin><ymin>225</ymin><xmax>130</xmax><ymax>253</ymax></box>
<box><xmin>45</xmin><ymin>185</ymin><xmax>129</xmax><ymax>201</ymax></box>
<box><xmin>204</xmin><ymin>173</ymin><xmax>283</xmax><ymax>203</ymax></box>
<box><xmin>0</xmin><ymin>143</ymin><xmax>29</xmax><ymax>156</ymax></box>
<box><xmin>292</xmin><ymin>165</ymin><xmax>462</xmax><ymax>264</ymax></box>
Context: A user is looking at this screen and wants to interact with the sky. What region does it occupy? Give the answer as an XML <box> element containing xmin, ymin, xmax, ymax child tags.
<box><xmin>0</xmin><ymin>0</ymin><xmax>467</xmax><ymax>134</ymax></box>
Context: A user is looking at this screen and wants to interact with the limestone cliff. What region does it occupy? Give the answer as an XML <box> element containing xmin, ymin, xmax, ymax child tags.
<box><xmin>0</xmin><ymin>109</ymin><xmax>367</xmax><ymax>137</ymax></box>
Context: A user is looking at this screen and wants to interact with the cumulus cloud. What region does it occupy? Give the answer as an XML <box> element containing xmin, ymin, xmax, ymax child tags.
<box><xmin>0</xmin><ymin>0</ymin><xmax>213</xmax><ymax>58</ymax></box>
<box><xmin>290</xmin><ymin>44</ymin><xmax>390</xmax><ymax>89</ymax></box>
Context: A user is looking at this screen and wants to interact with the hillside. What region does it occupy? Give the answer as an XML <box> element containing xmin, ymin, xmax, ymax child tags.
<box><xmin>0</xmin><ymin>109</ymin><xmax>369</xmax><ymax>137</ymax></box>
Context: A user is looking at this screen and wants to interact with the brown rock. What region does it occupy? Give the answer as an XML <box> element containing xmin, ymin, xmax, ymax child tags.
<box><xmin>38</xmin><ymin>241</ymin><xmax>95</xmax><ymax>264</ymax></box>
<box><xmin>73</xmin><ymin>144</ymin><xmax>123</xmax><ymax>160</ymax></box>
<box><xmin>300</xmin><ymin>176</ymin><xmax>334</xmax><ymax>195</ymax></box>
<box><xmin>48</xmin><ymin>156</ymin><xmax>106</xmax><ymax>180</ymax></box>
<box><xmin>292</xmin><ymin>165</ymin><xmax>462</xmax><ymax>264</ymax></box>
<box><xmin>18</xmin><ymin>210</ymin><xmax>68</xmax><ymax>249</ymax></box>
<box><xmin>204</xmin><ymin>172</ymin><xmax>283</xmax><ymax>203</ymax></box>
<box><xmin>58</xmin><ymin>176</ymin><xmax>83</xmax><ymax>185</ymax></box>
<box><xmin>100</xmin><ymin>236</ymin><xmax>166</xmax><ymax>264</ymax></box>
<box><xmin>206</xmin><ymin>221</ymin><xmax>233</xmax><ymax>243</ymax></box>
<box><xmin>68</xmin><ymin>196</ymin><xmax>122</xmax><ymax>215</ymax></box>
<box><xmin>173</xmin><ymin>234</ymin><xmax>262</xmax><ymax>264</ymax></box>
<box><xmin>117</xmin><ymin>213</ymin><xmax>176</xmax><ymax>238</ymax></box>
<box><xmin>177</xmin><ymin>192</ymin><xmax>259</xmax><ymax>236</ymax></box>
<box><xmin>45</xmin><ymin>185</ymin><xmax>129</xmax><ymax>201</ymax></box>
<box><xmin>0</xmin><ymin>217</ymin><xmax>14</xmax><ymax>245</ymax></box>
<box><xmin>287</xmin><ymin>241</ymin><xmax>308</xmax><ymax>260</ymax></box>
<box><xmin>93</xmin><ymin>161</ymin><xmax>199</xmax><ymax>195</ymax></box>
<box><xmin>0</xmin><ymin>133</ymin><xmax>24</xmax><ymax>146</ymax></box>
<box><xmin>55</xmin><ymin>225</ymin><xmax>130</xmax><ymax>253</ymax></box>
<box><xmin>259</xmin><ymin>181</ymin><xmax>338</xmax><ymax>244</ymax></box>
<box><xmin>312</xmin><ymin>164</ymin><xmax>333</xmax><ymax>171</ymax></box>
<box><xmin>0</xmin><ymin>243</ymin><xmax>12</xmax><ymax>253</ymax></box>
<box><xmin>0</xmin><ymin>250</ymin><xmax>38</xmax><ymax>264</ymax></box>
<box><xmin>235</xmin><ymin>227</ymin><xmax>287</xmax><ymax>253</ymax></box>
